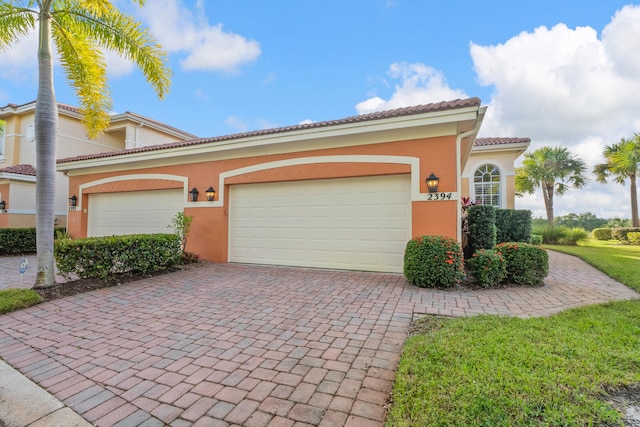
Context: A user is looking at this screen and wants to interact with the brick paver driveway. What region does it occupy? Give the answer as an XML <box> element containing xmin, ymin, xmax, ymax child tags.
<box><xmin>0</xmin><ymin>251</ymin><xmax>638</xmax><ymax>426</ymax></box>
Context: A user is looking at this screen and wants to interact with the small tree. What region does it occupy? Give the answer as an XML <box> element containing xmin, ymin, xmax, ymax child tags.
<box><xmin>168</xmin><ymin>212</ymin><xmax>193</xmax><ymax>254</ymax></box>
<box><xmin>515</xmin><ymin>146</ymin><xmax>587</xmax><ymax>226</ymax></box>
<box><xmin>594</xmin><ymin>135</ymin><xmax>640</xmax><ymax>227</ymax></box>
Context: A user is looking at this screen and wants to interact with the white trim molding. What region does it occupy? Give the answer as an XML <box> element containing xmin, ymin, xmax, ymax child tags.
<box><xmin>78</xmin><ymin>174</ymin><xmax>188</xmax><ymax>209</ymax></box>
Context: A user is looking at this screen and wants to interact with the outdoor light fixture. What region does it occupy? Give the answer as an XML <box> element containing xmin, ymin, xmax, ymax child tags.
<box><xmin>0</xmin><ymin>200</ymin><xmax>5</xmax><ymax>211</ymax></box>
<box><xmin>69</xmin><ymin>195</ymin><xmax>78</xmax><ymax>207</ymax></box>
<box><xmin>205</xmin><ymin>186</ymin><xmax>216</xmax><ymax>201</ymax></box>
<box><xmin>189</xmin><ymin>187</ymin><xmax>199</xmax><ymax>202</ymax></box>
<box><xmin>426</xmin><ymin>172</ymin><xmax>440</xmax><ymax>193</ymax></box>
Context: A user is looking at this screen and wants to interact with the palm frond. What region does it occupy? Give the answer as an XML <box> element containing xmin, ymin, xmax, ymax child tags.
<box><xmin>52</xmin><ymin>10</ymin><xmax>111</xmax><ymax>138</ymax></box>
<box><xmin>54</xmin><ymin>1</ymin><xmax>171</xmax><ymax>99</ymax></box>
<box><xmin>0</xmin><ymin>3</ymin><xmax>36</xmax><ymax>51</ymax></box>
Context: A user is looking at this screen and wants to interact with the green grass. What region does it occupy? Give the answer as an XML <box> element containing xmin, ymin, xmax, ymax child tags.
<box><xmin>0</xmin><ymin>288</ymin><xmax>42</xmax><ymax>314</ymax></box>
<box><xmin>388</xmin><ymin>239</ymin><xmax>640</xmax><ymax>426</ymax></box>
<box><xmin>545</xmin><ymin>239</ymin><xmax>640</xmax><ymax>293</ymax></box>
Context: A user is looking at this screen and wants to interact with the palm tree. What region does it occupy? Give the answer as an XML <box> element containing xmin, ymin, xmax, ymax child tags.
<box><xmin>594</xmin><ymin>135</ymin><xmax>640</xmax><ymax>227</ymax></box>
<box><xmin>515</xmin><ymin>146</ymin><xmax>587</xmax><ymax>226</ymax></box>
<box><xmin>0</xmin><ymin>1</ymin><xmax>171</xmax><ymax>287</ymax></box>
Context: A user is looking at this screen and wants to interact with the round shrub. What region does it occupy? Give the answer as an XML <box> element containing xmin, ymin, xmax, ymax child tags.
<box><xmin>529</xmin><ymin>234</ymin><xmax>543</xmax><ymax>245</ymax></box>
<box><xmin>629</xmin><ymin>232</ymin><xmax>640</xmax><ymax>246</ymax></box>
<box><xmin>494</xmin><ymin>242</ymin><xmax>549</xmax><ymax>286</ymax></box>
<box><xmin>468</xmin><ymin>249</ymin><xmax>507</xmax><ymax>288</ymax></box>
<box><xmin>404</xmin><ymin>236</ymin><xmax>465</xmax><ymax>288</ymax></box>
<box><xmin>592</xmin><ymin>228</ymin><xmax>612</xmax><ymax>240</ymax></box>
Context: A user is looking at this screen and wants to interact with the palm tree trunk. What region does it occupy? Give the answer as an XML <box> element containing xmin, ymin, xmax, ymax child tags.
<box><xmin>542</xmin><ymin>183</ymin><xmax>554</xmax><ymax>226</ymax></box>
<box><xmin>34</xmin><ymin>6</ymin><xmax>57</xmax><ymax>288</ymax></box>
<box><xmin>631</xmin><ymin>174</ymin><xmax>639</xmax><ymax>227</ymax></box>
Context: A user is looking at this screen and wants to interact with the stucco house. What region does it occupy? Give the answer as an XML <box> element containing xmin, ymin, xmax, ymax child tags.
<box><xmin>57</xmin><ymin>97</ymin><xmax>529</xmax><ymax>273</ymax></box>
<box><xmin>0</xmin><ymin>101</ymin><xmax>197</xmax><ymax>228</ymax></box>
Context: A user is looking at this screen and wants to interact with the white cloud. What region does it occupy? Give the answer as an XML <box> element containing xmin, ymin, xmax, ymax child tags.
<box><xmin>299</xmin><ymin>119</ymin><xmax>315</xmax><ymax>125</ymax></box>
<box><xmin>472</xmin><ymin>5</ymin><xmax>640</xmax><ymax>219</ymax></box>
<box><xmin>0</xmin><ymin>32</ymin><xmax>38</xmax><ymax>81</ymax></box>
<box><xmin>225</xmin><ymin>116</ymin><xmax>249</xmax><ymax>133</ymax></box>
<box><xmin>138</xmin><ymin>0</ymin><xmax>261</xmax><ymax>72</ymax></box>
<box><xmin>355</xmin><ymin>62</ymin><xmax>468</xmax><ymax>114</ymax></box>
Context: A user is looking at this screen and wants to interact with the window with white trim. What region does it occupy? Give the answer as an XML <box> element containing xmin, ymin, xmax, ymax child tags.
<box><xmin>0</xmin><ymin>125</ymin><xmax>5</xmax><ymax>157</ymax></box>
<box><xmin>474</xmin><ymin>164</ymin><xmax>502</xmax><ymax>207</ymax></box>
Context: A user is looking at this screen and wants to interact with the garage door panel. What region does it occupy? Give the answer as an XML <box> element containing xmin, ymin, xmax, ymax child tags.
<box><xmin>229</xmin><ymin>175</ymin><xmax>411</xmax><ymax>273</ymax></box>
<box><xmin>88</xmin><ymin>189</ymin><xmax>183</xmax><ymax>237</ymax></box>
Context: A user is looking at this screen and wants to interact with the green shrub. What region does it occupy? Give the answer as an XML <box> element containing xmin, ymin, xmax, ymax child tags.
<box><xmin>612</xmin><ymin>227</ymin><xmax>640</xmax><ymax>243</ymax></box>
<box><xmin>532</xmin><ymin>225</ymin><xmax>572</xmax><ymax>245</ymax></box>
<box><xmin>592</xmin><ymin>228</ymin><xmax>613</xmax><ymax>240</ymax></box>
<box><xmin>467</xmin><ymin>205</ymin><xmax>496</xmax><ymax>257</ymax></box>
<box><xmin>557</xmin><ymin>227</ymin><xmax>588</xmax><ymax>245</ymax></box>
<box><xmin>0</xmin><ymin>228</ymin><xmax>66</xmax><ymax>255</ymax></box>
<box><xmin>495</xmin><ymin>209</ymin><xmax>532</xmax><ymax>244</ymax></box>
<box><xmin>495</xmin><ymin>242</ymin><xmax>549</xmax><ymax>286</ymax></box>
<box><xmin>468</xmin><ymin>249</ymin><xmax>507</xmax><ymax>288</ymax></box>
<box><xmin>629</xmin><ymin>232</ymin><xmax>640</xmax><ymax>245</ymax></box>
<box><xmin>404</xmin><ymin>236</ymin><xmax>465</xmax><ymax>288</ymax></box>
<box><xmin>55</xmin><ymin>233</ymin><xmax>181</xmax><ymax>280</ymax></box>
<box><xmin>530</xmin><ymin>234</ymin><xmax>543</xmax><ymax>245</ymax></box>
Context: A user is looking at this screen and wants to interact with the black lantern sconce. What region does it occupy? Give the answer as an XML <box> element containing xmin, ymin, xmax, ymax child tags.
<box><xmin>205</xmin><ymin>187</ymin><xmax>216</xmax><ymax>201</ymax></box>
<box><xmin>426</xmin><ymin>172</ymin><xmax>440</xmax><ymax>193</ymax></box>
<box><xmin>69</xmin><ymin>195</ymin><xmax>78</xmax><ymax>207</ymax></box>
<box><xmin>0</xmin><ymin>200</ymin><xmax>5</xmax><ymax>212</ymax></box>
<box><xmin>189</xmin><ymin>187</ymin><xmax>199</xmax><ymax>202</ymax></box>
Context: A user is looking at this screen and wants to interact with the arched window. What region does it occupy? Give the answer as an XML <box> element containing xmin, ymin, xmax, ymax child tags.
<box><xmin>474</xmin><ymin>164</ymin><xmax>501</xmax><ymax>207</ymax></box>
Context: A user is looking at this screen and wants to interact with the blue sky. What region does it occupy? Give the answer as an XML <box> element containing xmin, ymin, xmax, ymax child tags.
<box><xmin>1</xmin><ymin>0</ymin><xmax>640</xmax><ymax>219</ymax></box>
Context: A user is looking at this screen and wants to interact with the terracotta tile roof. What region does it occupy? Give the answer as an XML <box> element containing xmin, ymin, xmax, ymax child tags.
<box><xmin>58</xmin><ymin>98</ymin><xmax>482</xmax><ymax>163</ymax></box>
<box><xmin>475</xmin><ymin>137</ymin><xmax>530</xmax><ymax>146</ymax></box>
<box><xmin>0</xmin><ymin>164</ymin><xmax>37</xmax><ymax>176</ymax></box>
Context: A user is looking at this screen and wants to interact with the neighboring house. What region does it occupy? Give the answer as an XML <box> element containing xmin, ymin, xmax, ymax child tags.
<box><xmin>57</xmin><ymin>97</ymin><xmax>529</xmax><ymax>273</ymax></box>
<box><xmin>0</xmin><ymin>101</ymin><xmax>197</xmax><ymax>228</ymax></box>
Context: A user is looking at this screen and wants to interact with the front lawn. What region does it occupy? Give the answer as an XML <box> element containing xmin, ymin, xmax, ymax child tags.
<box><xmin>387</xmin><ymin>239</ymin><xmax>640</xmax><ymax>426</ymax></box>
<box><xmin>0</xmin><ymin>289</ymin><xmax>42</xmax><ymax>314</ymax></box>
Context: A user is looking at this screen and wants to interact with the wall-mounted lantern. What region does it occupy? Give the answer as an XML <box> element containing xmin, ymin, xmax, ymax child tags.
<box><xmin>189</xmin><ymin>187</ymin><xmax>199</xmax><ymax>202</ymax></box>
<box><xmin>426</xmin><ymin>172</ymin><xmax>440</xmax><ymax>193</ymax></box>
<box><xmin>69</xmin><ymin>195</ymin><xmax>78</xmax><ymax>207</ymax></box>
<box><xmin>0</xmin><ymin>200</ymin><xmax>5</xmax><ymax>212</ymax></box>
<box><xmin>205</xmin><ymin>187</ymin><xmax>216</xmax><ymax>201</ymax></box>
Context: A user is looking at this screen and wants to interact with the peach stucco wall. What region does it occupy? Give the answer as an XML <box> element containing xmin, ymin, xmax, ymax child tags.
<box><xmin>67</xmin><ymin>135</ymin><xmax>459</xmax><ymax>262</ymax></box>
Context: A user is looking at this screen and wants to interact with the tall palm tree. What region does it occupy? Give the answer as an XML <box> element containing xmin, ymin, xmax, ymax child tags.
<box><xmin>594</xmin><ymin>135</ymin><xmax>640</xmax><ymax>227</ymax></box>
<box><xmin>515</xmin><ymin>146</ymin><xmax>587</xmax><ymax>226</ymax></box>
<box><xmin>0</xmin><ymin>1</ymin><xmax>171</xmax><ymax>287</ymax></box>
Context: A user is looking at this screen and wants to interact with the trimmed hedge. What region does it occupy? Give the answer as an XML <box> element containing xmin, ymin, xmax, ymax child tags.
<box><xmin>404</xmin><ymin>236</ymin><xmax>465</xmax><ymax>288</ymax></box>
<box><xmin>612</xmin><ymin>227</ymin><xmax>640</xmax><ymax>243</ymax></box>
<box><xmin>629</xmin><ymin>232</ymin><xmax>640</xmax><ymax>245</ymax></box>
<box><xmin>468</xmin><ymin>249</ymin><xmax>507</xmax><ymax>288</ymax></box>
<box><xmin>530</xmin><ymin>234</ymin><xmax>543</xmax><ymax>245</ymax></box>
<box><xmin>467</xmin><ymin>205</ymin><xmax>496</xmax><ymax>257</ymax></box>
<box><xmin>495</xmin><ymin>209</ymin><xmax>532</xmax><ymax>244</ymax></box>
<box><xmin>0</xmin><ymin>227</ymin><xmax>66</xmax><ymax>255</ymax></box>
<box><xmin>592</xmin><ymin>228</ymin><xmax>613</xmax><ymax>240</ymax></box>
<box><xmin>495</xmin><ymin>242</ymin><xmax>549</xmax><ymax>286</ymax></box>
<box><xmin>54</xmin><ymin>234</ymin><xmax>181</xmax><ymax>280</ymax></box>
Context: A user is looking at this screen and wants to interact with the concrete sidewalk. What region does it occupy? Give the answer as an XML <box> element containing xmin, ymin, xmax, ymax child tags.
<box><xmin>0</xmin><ymin>250</ymin><xmax>638</xmax><ymax>426</ymax></box>
<box><xmin>0</xmin><ymin>359</ymin><xmax>90</xmax><ymax>427</ymax></box>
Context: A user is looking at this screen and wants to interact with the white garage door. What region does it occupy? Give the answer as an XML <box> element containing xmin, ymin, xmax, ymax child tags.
<box><xmin>229</xmin><ymin>175</ymin><xmax>411</xmax><ymax>273</ymax></box>
<box><xmin>88</xmin><ymin>189</ymin><xmax>183</xmax><ymax>237</ymax></box>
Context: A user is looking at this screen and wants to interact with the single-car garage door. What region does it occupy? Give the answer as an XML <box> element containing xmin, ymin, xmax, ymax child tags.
<box><xmin>229</xmin><ymin>175</ymin><xmax>411</xmax><ymax>273</ymax></box>
<box><xmin>88</xmin><ymin>189</ymin><xmax>183</xmax><ymax>237</ymax></box>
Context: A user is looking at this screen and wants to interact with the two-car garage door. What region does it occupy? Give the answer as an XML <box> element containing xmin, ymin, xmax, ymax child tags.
<box><xmin>229</xmin><ymin>175</ymin><xmax>411</xmax><ymax>273</ymax></box>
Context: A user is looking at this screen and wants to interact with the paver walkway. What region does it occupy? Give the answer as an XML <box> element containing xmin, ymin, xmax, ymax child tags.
<box><xmin>0</xmin><ymin>251</ymin><xmax>638</xmax><ymax>426</ymax></box>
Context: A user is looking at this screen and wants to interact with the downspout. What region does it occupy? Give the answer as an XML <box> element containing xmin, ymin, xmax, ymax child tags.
<box><xmin>135</xmin><ymin>121</ymin><xmax>144</xmax><ymax>148</ymax></box>
<box><xmin>455</xmin><ymin>106</ymin><xmax>486</xmax><ymax>242</ymax></box>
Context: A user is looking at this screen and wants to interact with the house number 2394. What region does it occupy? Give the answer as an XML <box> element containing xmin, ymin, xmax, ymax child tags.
<box><xmin>427</xmin><ymin>192</ymin><xmax>453</xmax><ymax>201</ymax></box>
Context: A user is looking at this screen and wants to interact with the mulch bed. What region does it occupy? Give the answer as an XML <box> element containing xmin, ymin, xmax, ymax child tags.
<box><xmin>34</xmin><ymin>261</ymin><xmax>209</xmax><ymax>303</ymax></box>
